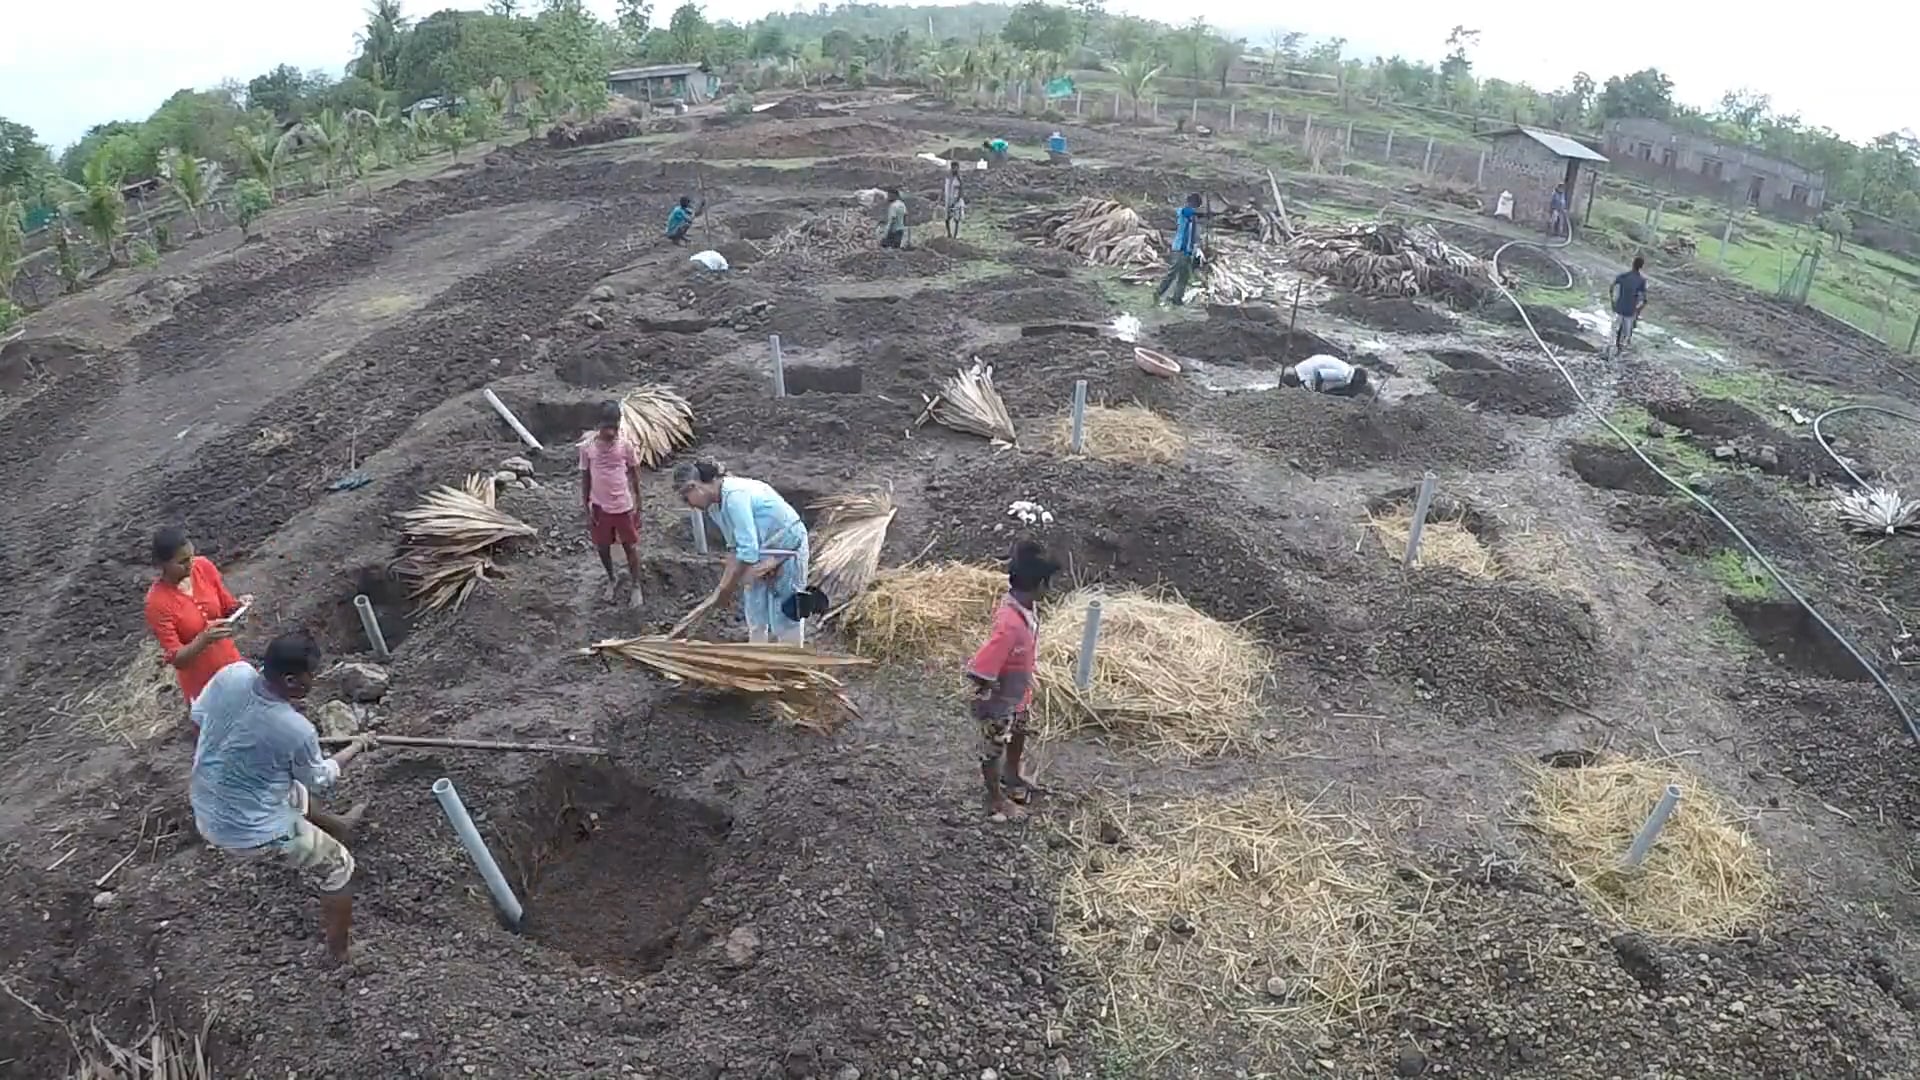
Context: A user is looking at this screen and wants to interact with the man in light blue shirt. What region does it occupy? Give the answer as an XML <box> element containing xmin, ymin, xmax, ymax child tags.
<box><xmin>191</xmin><ymin>634</ymin><xmax>377</xmax><ymax>965</ymax></box>
<box><xmin>672</xmin><ymin>459</ymin><xmax>813</xmax><ymax>643</ymax></box>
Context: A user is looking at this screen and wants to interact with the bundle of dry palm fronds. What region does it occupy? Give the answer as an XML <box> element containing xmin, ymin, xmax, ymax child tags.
<box><xmin>581</xmin><ymin>385</ymin><xmax>693</xmax><ymax>467</ymax></box>
<box><xmin>1288</xmin><ymin>220</ymin><xmax>1503</xmax><ymax>308</ymax></box>
<box><xmin>1833</xmin><ymin>486</ymin><xmax>1920</xmax><ymax>535</ymax></box>
<box><xmin>808</xmin><ymin>490</ymin><xmax>898</xmax><ymax>607</ymax></box>
<box><xmin>1209</xmin><ymin>203</ymin><xmax>1287</xmax><ymax>243</ymax></box>
<box><xmin>392</xmin><ymin>473</ymin><xmax>537</xmax><ymax>612</ymax></box>
<box><xmin>1007</xmin><ymin>197</ymin><xmax>1166</xmax><ymax>269</ymax></box>
<box><xmin>758</xmin><ymin>210</ymin><xmax>875</xmax><ymax>259</ymax></box>
<box><xmin>581</xmin><ymin>637</ymin><xmax>872</xmax><ymax>732</ymax></box>
<box><xmin>917</xmin><ymin>359</ymin><xmax>1016</xmax><ymax>445</ymax></box>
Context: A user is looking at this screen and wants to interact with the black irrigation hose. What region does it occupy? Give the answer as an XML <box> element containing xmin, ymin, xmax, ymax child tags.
<box><xmin>1485</xmin><ymin>237</ymin><xmax>1920</xmax><ymax>744</ymax></box>
<box><xmin>1812</xmin><ymin>404</ymin><xmax>1920</xmax><ymax>489</ymax></box>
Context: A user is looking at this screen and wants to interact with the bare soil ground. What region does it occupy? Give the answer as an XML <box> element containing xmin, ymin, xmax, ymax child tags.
<box><xmin>2</xmin><ymin>98</ymin><xmax>1918</xmax><ymax>1080</ymax></box>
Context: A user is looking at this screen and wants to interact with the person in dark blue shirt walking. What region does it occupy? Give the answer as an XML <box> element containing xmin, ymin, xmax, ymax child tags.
<box><xmin>1610</xmin><ymin>255</ymin><xmax>1649</xmax><ymax>353</ymax></box>
<box><xmin>1155</xmin><ymin>193</ymin><xmax>1205</xmax><ymax>306</ymax></box>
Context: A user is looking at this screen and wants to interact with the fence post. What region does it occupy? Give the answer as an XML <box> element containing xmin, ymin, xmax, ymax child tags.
<box><xmin>1344</xmin><ymin>121</ymin><xmax>1353</xmax><ymax>151</ymax></box>
<box><xmin>1384</xmin><ymin>129</ymin><xmax>1394</xmax><ymax>161</ymax></box>
<box><xmin>1228</xmin><ymin>103</ymin><xmax>1235</xmax><ymax>131</ymax></box>
<box><xmin>1266</xmin><ymin>109</ymin><xmax>1274</xmax><ymax>135</ymax></box>
<box><xmin>1075</xmin><ymin>90</ymin><xmax>1082</xmax><ymax>116</ymax></box>
<box><xmin>1191</xmin><ymin>99</ymin><xmax>1199</xmax><ymax>127</ymax></box>
<box><xmin>769</xmin><ymin>334</ymin><xmax>786</xmax><ymax>398</ymax></box>
<box><xmin>1475</xmin><ymin>150</ymin><xmax>1486</xmax><ymax>188</ymax></box>
<box><xmin>1908</xmin><ymin>314</ymin><xmax>1919</xmax><ymax>354</ymax></box>
<box><xmin>1422</xmin><ymin>137</ymin><xmax>1434</xmax><ymax>174</ymax></box>
<box><xmin>1152</xmin><ymin>98</ymin><xmax>1159</xmax><ymax>123</ymax></box>
<box><xmin>1114</xmin><ymin>90</ymin><xmax>1121</xmax><ymax>118</ymax></box>
<box><xmin>1402</xmin><ymin>473</ymin><xmax>1440</xmax><ymax>569</ymax></box>
<box><xmin>1720</xmin><ymin>209</ymin><xmax>1734</xmax><ymax>262</ymax></box>
<box><xmin>1074</xmin><ymin>600</ymin><xmax>1104</xmax><ymax>691</ymax></box>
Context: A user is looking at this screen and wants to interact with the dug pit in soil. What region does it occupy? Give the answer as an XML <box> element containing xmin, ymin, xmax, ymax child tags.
<box><xmin>783</xmin><ymin>362</ymin><xmax>865</xmax><ymax>395</ymax></box>
<box><xmin>1567</xmin><ymin>443</ymin><xmax>1672</xmax><ymax>495</ymax></box>
<box><xmin>508</xmin><ymin>764</ymin><xmax>732</xmax><ymax>974</ymax></box>
<box><xmin>1427</xmin><ymin>348</ymin><xmax>1508</xmax><ymax>372</ymax></box>
<box><xmin>1725</xmin><ymin>598</ymin><xmax>1872</xmax><ymax>682</ymax></box>
<box><xmin>1643</xmin><ymin>398</ymin><xmax>1851</xmax><ymax>482</ymax></box>
<box><xmin>323</xmin><ymin>566</ymin><xmax>413</xmax><ymax>656</ymax></box>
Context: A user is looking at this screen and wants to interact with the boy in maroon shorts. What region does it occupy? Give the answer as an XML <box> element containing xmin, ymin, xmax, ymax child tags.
<box><xmin>965</xmin><ymin>541</ymin><xmax>1059</xmax><ymax>821</ymax></box>
<box><xmin>579</xmin><ymin>401</ymin><xmax>644</xmax><ymax>606</ymax></box>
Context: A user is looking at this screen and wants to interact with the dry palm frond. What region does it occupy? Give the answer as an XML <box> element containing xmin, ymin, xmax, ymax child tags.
<box><xmin>611</xmin><ymin>385</ymin><xmax>695</xmax><ymax>467</ymax></box>
<box><xmin>917</xmin><ymin>359</ymin><xmax>1016</xmax><ymax>444</ymax></box>
<box><xmin>1287</xmin><ymin>219</ymin><xmax>1503</xmax><ymax>309</ymax></box>
<box><xmin>581</xmin><ymin>637</ymin><xmax>872</xmax><ymax>733</ymax></box>
<box><xmin>1007</xmin><ymin>197</ymin><xmax>1166</xmax><ymax>269</ymax></box>
<box><xmin>1034</xmin><ymin>586</ymin><xmax>1267</xmax><ymax>759</ymax></box>
<box><xmin>840</xmin><ymin>562</ymin><xmax>1008</xmax><ymax>664</ymax></box>
<box><xmin>808</xmin><ymin>490</ymin><xmax>898</xmax><ymax>607</ymax></box>
<box><xmin>60</xmin><ymin>640</ymin><xmax>178</xmax><ymax>743</ymax></box>
<box><xmin>60</xmin><ymin>1005</ymin><xmax>217</xmax><ymax>1080</ymax></box>
<box><xmin>1522</xmin><ymin>753</ymin><xmax>1774</xmax><ymax>939</ymax></box>
<box><xmin>1054</xmin><ymin>793</ymin><xmax>1432</xmax><ymax>1053</ymax></box>
<box><xmin>1046</xmin><ymin>403</ymin><xmax>1185</xmax><ymax>465</ymax></box>
<box><xmin>392</xmin><ymin>474</ymin><xmax>537</xmax><ymax>612</ymax></box>
<box><xmin>757</xmin><ymin>210</ymin><xmax>875</xmax><ymax>259</ymax></box>
<box><xmin>1367</xmin><ymin>505</ymin><xmax>1500</xmax><ymax>578</ymax></box>
<box><xmin>1832</xmin><ymin>485</ymin><xmax>1920</xmax><ymax>535</ymax></box>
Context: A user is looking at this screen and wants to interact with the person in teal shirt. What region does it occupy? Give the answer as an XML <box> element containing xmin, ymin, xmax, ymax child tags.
<box><xmin>983</xmin><ymin>137</ymin><xmax>1010</xmax><ymax>164</ymax></box>
<box><xmin>665</xmin><ymin>196</ymin><xmax>696</xmax><ymax>245</ymax></box>
<box><xmin>672</xmin><ymin>459</ymin><xmax>813</xmax><ymax>644</ymax></box>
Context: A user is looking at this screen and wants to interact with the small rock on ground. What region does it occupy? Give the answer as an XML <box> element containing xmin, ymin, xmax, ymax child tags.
<box><xmin>340</xmin><ymin>663</ymin><xmax>390</xmax><ymax>703</ymax></box>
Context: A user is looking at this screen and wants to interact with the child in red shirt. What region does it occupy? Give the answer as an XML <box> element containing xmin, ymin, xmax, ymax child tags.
<box><xmin>965</xmin><ymin>541</ymin><xmax>1060</xmax><ymax>821</ymax></box>
<box><xmin>579</xmin><ymin>400</ymin><xmax>645</xmax><ymax>606</ymax></box>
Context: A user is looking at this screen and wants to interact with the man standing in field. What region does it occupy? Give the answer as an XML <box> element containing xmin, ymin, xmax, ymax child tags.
<box><xmin>1610</xmin><ymin>255</ymin><xmax>1649</xmax><ymax>354</ymax></box>
<box><xmin>881</xmin><ymin>187</ymin><xmax>908</xmax><ymax>249</ymax></box>
<box><xmin>1154</xmin><ymin>193</ymin><xmax>1205</xmax><ymax>306</ymax></box>
<box><xmin>580</xmin><ymin>401</ymin><xmax>645</xmax><ymax>606</ymax></box>
<box><xmin>966</xmin><ymin>541</ymin><xmax>1059</xmax><ymax>822</ymax></box>
<box><xmin>190</xmin><ymin>633</ymin><xmax>378</xmax><ymax>967</ymax></box>
<box><xmin>942</xmin><ymin>161</ymin><xmax>966</xmax><ymax>239</ymax></box>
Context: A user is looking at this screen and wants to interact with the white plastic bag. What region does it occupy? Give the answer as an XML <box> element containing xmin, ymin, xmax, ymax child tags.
<box><xmin>689</xmin><ymin>250</ymin><xmax>730</xmax><ymax>272</ymax></box>
<box><xmin>1494</xmin><ymin>190</ymin><xmax>1514</xmax><ymax>219</ymax></box>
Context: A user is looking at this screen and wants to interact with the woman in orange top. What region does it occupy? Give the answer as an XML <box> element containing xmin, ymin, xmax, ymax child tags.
<box><xmin>144</xmin><ymin>526</ymin><xmax>253</xmax><ymax>708</ymax></box>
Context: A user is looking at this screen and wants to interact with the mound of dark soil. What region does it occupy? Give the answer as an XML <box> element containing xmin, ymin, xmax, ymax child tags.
<box><xmin>1644</xmin><ymin>397</ymin><xmax>1853</xmax><ymax>483</ymax></box>
<box><xmin>688</xmin><ymin>119</ymin><xmax>905</xmax><ymax>160</ymax></box>
<box><xmin>0</xmin><ymin>335</ymin><xmax>93</xmax><ymax>393</ymax></box>
<box><xmin>1433</xmin><ymin>369</ymin><xmax>1577</xmax><ymax>417</ymax></box>
<box><xmin>938</xmin><ymin>275</ymin><xmax>1112</xmax><ymax>325</ymax></box>
<box><xmin>1154</xmin><ymin>315</ymin><xmax>1345</xmax><ymax>366</ymax></box>
<box><xmin>1361</xmin><ymin>578</ymin><xmax>1601</xmax><ymax>712</ymax></box>
<box><xmin>1207</xmin><ymin>389</ymin><xmax>1513</xmax><ymax>474</ymax></box>
<box><xmin>1322</xmin><ymin>294</ymin><xmax>1455</xmax><ymax>334</ymax></box>
<box><xmin>1480</xmin><ymin>300</ymin><xmax>1598</xmax><ymax>353</ymax></box>
<box><xmin>1740</xmin><ymin>675</ymin><xmax>1920</xmax><ymax>834</ymax></box>
<box><xmin>969</xmin><ymin>335</ymin><xmax>1202</xmax><ymax>424</ymax></box>
<box><xmin>1607</xmin><ymin>495</ymin><xmax>1723</xmax><ymax>556</ymax></box>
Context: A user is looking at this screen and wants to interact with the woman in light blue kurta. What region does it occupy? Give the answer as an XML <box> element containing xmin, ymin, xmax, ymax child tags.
<box><xmin>672</xmin><ymin>459</ymin><xmax>810</xmax><ymax>643</ymax></box>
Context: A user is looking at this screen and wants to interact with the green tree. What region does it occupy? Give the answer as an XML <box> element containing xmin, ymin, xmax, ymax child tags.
<box><xmin>1597</xmin><ymin>68</ymin><xmax>1675</xmax><ymax>120</ymax></box>
<box><xmin>1715</xmin><ymin>87</ymin><xmax>1771</xmax><ymax>141</ymax></box>
<box><xmin>233</xmin><ymin>178</ymin><xmax>272</xmax><ymax>239</ymax></box>
<box><xmin>1212</xmin><ymin>35</ymin><xmax>1243</xmax><ymax>94</ymax></box>
<box><xmin>1000</xmin><ymin>1</ymin><xmax>1073</xmax><ymax>53</ymax></box>
<box><xmin>531</xmin><ymin>0</ymin><xmax>613</xmax><ymax>109</ymax></box>
<box><xmin>54</xmin><ymin>224</ymin><xmax>81</xmax><ymax>293</ymax></box>
<box><xmin>1815</xmin><ymin>207</ymin><xmax>1853</xmax><ymax>253</ymax></box>
<box><xmin>616</xmin><ymin>0</ymin><xmax>653</xmax><ymax>56</ymax></box>
<box><xmin>246</xmin><ymin>64</ymin><xmax>312</xmax><ymax>120</ymax></box>
<box><xmin>1115</xmin><ymin>58</ymin><xmax>1161</xmax><ymax>122</ymax></box>
<box><xmin>487</xmin><ymin>0</ymin><xmax>520</xmax><ymax>13</ymax></box>
<box><xmin>354</xmin><ymin>0</ymin><xmax>411</xmax><ymax>88</ymax></box>
<box><xmin>438</xmin><ymin>115</ymin><xmax>470</xmax><ymax>161</ymax></box>
<box><xmin>1171</xmin><ymin>19</ymin><xmax>1212</xmax><ymax>82</ymax></box>
<box><xmin>1064</xmin><ymin>0</ymin><xmax>1103</xmax><ymax>46</ymax></box>
<box><xmin>0</xmin><ymin>191</ymin><xmax>24</xmax><ymax>303</ymax></box>
<box><xmin>1105</xmin><ymin>16</ymin><xmax>1152</xmax><ymax>62</ymax></box>
<box><xmin>62</xmin><ymin>154</ymin><xmax>127</xmax><ymax>266</ymax></box>
<box><xmin>1</xmin><ymin>119</ymin><xmax>54</xmax><ymax>196</ymax></box>
<box><xmin>750</xmin><ymin>23</ymin><xmax>789</xmax><ymax>60</ymax></box>
<box><xmin>161</xmin><ymin>149</ymin><xmax>218</xmax><ymax>236</ymax></box>
<box><xmin>396</xmin><ymin>9</ymin><xmax>475</xmax><ymax>105</ymax></box>
<box><xmin>436</xmin><ymin>13</ymin><xmax>535</xmax><ymax>94</ymax></box>
<box><xmin>665</xmin><ymin>2</ymin><xmax>712</xmax><ymax>62</ymax></box>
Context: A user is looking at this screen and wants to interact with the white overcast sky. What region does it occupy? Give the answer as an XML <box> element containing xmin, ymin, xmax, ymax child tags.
<box><xmin>3</xmin><ymin>0</ymin><xmax>1913</xmax><ymax>151</ymax></box>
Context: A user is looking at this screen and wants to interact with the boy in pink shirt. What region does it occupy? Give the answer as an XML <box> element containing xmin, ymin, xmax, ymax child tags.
<box><xmin>579</xmin><ymin>401</ymin><xmax>644</xmax><ymax>606</ymax></box>
<box><xmin>965</xmin><ymin>541</ymin><xmax>1060</xmax><ymax>822</ymax></box>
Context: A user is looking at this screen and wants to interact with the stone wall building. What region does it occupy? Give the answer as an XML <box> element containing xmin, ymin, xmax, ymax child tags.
<box><xmin>1602</xmin><ymin>118</ymin><xmax>1826</xmax><ymax>217</ymax></box>
<box><xmin>1479</xmin><ymin>127</ymin><xmax>1609</xmax><ymax>225</ymax></box>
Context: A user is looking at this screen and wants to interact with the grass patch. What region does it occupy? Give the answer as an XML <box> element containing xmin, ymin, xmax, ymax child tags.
<box><xmin>1606</xmin><ymin>406</ymin><xmax>1721</xmax><ymax>476</ymax></box>
<box><xmin>1704</xmin><ymin>548</ymin><xmax>1774</xmax><ymax>601</ymax></box>
<box><xmin>1684</xmin><ymin>367</ymin><xmax>1841</xmax><ymax>416</ymax></box>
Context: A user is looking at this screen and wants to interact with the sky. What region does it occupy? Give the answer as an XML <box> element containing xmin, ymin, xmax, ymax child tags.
<box><xmin>4</xmin><ymin>0</ymin><xmax>1914</xmax><ymax>152</ymax></box>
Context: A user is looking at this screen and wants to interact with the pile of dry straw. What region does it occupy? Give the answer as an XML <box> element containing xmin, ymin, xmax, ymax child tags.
<box><xmin>1367</xmin><ymin>503</ymin><xmax>1500</xmax><ymax>578</ymax></box>
<box><xmin>806</xmin><ymin>490</ymin><xmax>898</xmax><ymax>609</ymax></box>
<box><xmin>1047</xmin><ymin>403</ymin><xmax>1185</xmax><ymax>465</ymax></box>
<box><xmin>62</xmin><ymin>640</ymin><xmax>177</xmax><ymax>743</ymax></box>
<box><xmin>1523</xmin><ymin>752</ymin><xmax>1773</xmax><ymax>938</ymax></box>
<box><xmin>840</xmin><ymin>567</ymin><xmax>1266</xmax><ymax>757</ymax></box>
<box><xmin>1055</xmin><ymin>793</ymin><xmax>1432</xmax><ymax>1054</ymax></box>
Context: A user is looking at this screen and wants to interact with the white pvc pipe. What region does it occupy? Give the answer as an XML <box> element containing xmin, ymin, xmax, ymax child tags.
<box><xmin>482</xmin><ymin>389</ymin><xmax>544</xmax><ymax>451</ymax></box>
<box><xmin>689</xmin><ymin>509</ymin><xmax>708</xmax><ymax>554</ymax></box>
<box><xmin>1074</xmin><ymin>599</ymin><xmax>1103</xmax><ymax>690</ymax></box>
<box><xmin>432</xmin><ymin>778</ymin><xmax>524</xmax><ymax>929</ymax></box>
<box><xmin>1622</xmin><ymin>784</ymin><xmax>1684</xmax><ymax>869</ymax></box>
<box><xmin>1069</xmin><ymin>380</ymin><xmax>1088</xmax><ymax>453</ymax></box>
<box><xmin>769</xmin><ymin>334</ymin><xmax>786</xmax><ymax>398</ymax></box>
<box><xmin>353</xmin><ymin>594</ymin><xmax>391</xmax><ymax>661</ymax></box>
<box><xmin>1402</xmin><ymin>473</ymin><xmax>1439</xmax><ymax>569</ymax></box>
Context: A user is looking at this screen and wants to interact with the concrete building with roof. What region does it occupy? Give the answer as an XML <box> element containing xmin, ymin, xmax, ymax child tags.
<box><xmin>1603</xmin><ymin>117</ymin><xmax>1825</xmax><ymax>217</ymax></box>
<box><xmin>607</xmin><ymin>63</ymin><xmax>716</xmax><ymax>106</ymax></box>
<box><xmin>1478</xmin><ymin>126</ymin><xmax>1610</xmax><ymax>225</ymax></box>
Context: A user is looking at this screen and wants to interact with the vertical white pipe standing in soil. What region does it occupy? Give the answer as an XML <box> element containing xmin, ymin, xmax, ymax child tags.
<box><xmin>353</xmin><ymin>594</ymin><xmax>391</xmax><ymax>661</ymax></box>
<box><xmin>432</xmin><ymin>778</ymin><xmax>524</xmax><ymax>929</ymax></box>
<box><xmin>1402</xmin><ymin>473</ymin><xmax>1440</xmax><ymax>569</ymax></box>
<box><xmin>1074</xmin><ymin>599</ymin><xmax>1104</xmax><ymax>691</ymax></box>
<box><xmin>768</xmin><ymin>334</ymin><xmax>786</xmax><ymax>398</ymax></box>
<box><xmin>1622</xmin><ymin>784</ymin><xmax>1684</xmax><ymax>868</ymax></box>
<box><xmin>689</xmin><ymin>509</ymin><xmax>709</xmax><ymax>554</ymax></box>
<box><xmin>1069</xmin><ymin>380</ymin><xmax>1088</xmax><ymax>453</ymax></box>
<box><xmin>482</xmin><ymin>389</ymin><xmax>544</xmax><ymax>451</ymax></box>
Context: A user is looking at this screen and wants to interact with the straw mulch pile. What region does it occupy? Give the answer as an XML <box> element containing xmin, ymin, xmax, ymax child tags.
<box><xmin>1288</xmin><ymin>220</ymin><xmax>1503</xmax><ymax>309</ymax></box>
<box><xmin>581</xmin><ymin>637</ymin><xmax>872</xmax><ymax>733</ymax></box>
<box><xmin>838</xmin><ymin>562</ymin><xmax>1006</xmax><ymax>665</ymax></box>
<box><xmin>1046</xmin><ymin>404</ymin><xmax>1185</xmax><ymax>465</ymax></box>
<box><xmin>917</xmin><ymin>360</ymin><xmax>1016</xmax><ymax>445</ymax></box>
<box><xmin>61</xmin><ymin>640</ymin><xmax>178</xmax><ymax>743</ymax></box>
<box><xmin>1522</xmin><ymin>753</ymin><xmax>1774</xmax><ymax>939</ymax></box>
<box><xmin>1007</xmin><ymin>197</ymin><xmax>1165</xmax><ymax>269</ymax></box>
<box><xmin>68</xmin><ymin>1021</ymin><xmax>212</xmax><ymax>1080</ymax></box>
<box><xmin>393</xmin><ymin>473</ymin><xmax>537</xmax><ymax>612</ymax></box>
<box><xmin>807</xmin><ymin>490</ymin><xmax>897</xmax><ymax>610</ymax></box>
<box><xmin>1034</xmin><ymin>587</ymin><xmax>1266</xmax><ymax>758</ymax></box>
<box><xmin>574</xmin><ymin>385</ymin><xmax>694</xmax><ymax>467</ymax></box>
<box><xmin>757</xmin><ymin>210</ymin><xmax>875</xmax><ymax>259</ymax></box>
<box><xmin>1368</xmin><ymin>505</ymin><xmax>1500</xmax><ymax>578</ymax></box>
<box><xmin>1055</xmin><ymin>793</ymin><xmax>1432</xmax><ymax>1056</ymax></box>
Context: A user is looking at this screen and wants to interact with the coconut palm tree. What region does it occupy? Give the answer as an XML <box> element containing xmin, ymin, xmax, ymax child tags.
<box><xmin>161</xmin><ymin>148</ymin><xmax>220</xmax><ymax>237</ymax></box>
<box><xmin>1117</xmin><ymin>59</ymin><xmax>1163</xmax><ymax>123</ymax></box>
<box><xmin>62</xmin><ymin>154</ymin><xmax>127</xmax><ymax>266</ymax></box>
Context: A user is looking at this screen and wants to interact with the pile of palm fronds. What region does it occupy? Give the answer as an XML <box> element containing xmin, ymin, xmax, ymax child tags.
<box><xmin>575</xmin><ymin>385</ymin><xmax>694</xmax><ymax>467</ymax></box>
<box><xmin>1833</xmin><ymin>486</ymin><xmax>1920</xmax><ymax>535</ymax></box>
<box><xmin>580</xmin><ymin>637</ymin><xmax>872</xmax><ymax>732</ymax></box>
<box><xmin>1208</xmin><ymin>203</ymin><xmax>1288</xmax><ymax>243</ymax></box>
<box><xmin>1287</xmin><ymin>220</ymin><xmax>1504</xmax><ymax>308</ymax></box>
<box><xmin>392</xmin><ymin>473</ymin><xmax>537</xmax><ymax>612</ymax></box>
<box><xmin>809</xmin><ymin>490</ymin><xmax>898</xmax><ymax>608</ymax></box>
<box><xmin>916</xmin><ymin>359</ymin><xmax>1016</xmax><ymax>445</ymax></box>
<box><xmin>758</xmin><ymin>210</ymin><xmax>874</xmax><ymax>259</ymax></box>
<box><xmin>1007</xmin><ymin>197</ymin><xmax>1165</xmax><ymax>269</ymax></box>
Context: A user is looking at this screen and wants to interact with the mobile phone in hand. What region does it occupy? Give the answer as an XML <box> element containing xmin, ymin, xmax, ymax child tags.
<box><xmin>228</xmin><ymin>602</ymin><xmax>251</xmax><ymax>623</ymax></box>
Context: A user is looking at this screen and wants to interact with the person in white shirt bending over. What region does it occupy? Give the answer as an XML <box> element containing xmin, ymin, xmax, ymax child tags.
<box><xmin>1281</xmin><ymin>354</ymin><xmax>1373</xmax><ymax>399</ymax></box>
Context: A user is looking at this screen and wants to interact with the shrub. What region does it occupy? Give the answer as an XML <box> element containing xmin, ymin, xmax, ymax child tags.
<box><xmin>153</xmin><ymin>221</ymin><xmax>172</xmax><ymax>251</ymax></box>
<box><xmin>234</xmin><ymin>179</ymin><xmax>272</xmax><ymax>239</ymax></box>
<box><xmin>725</xmin><ymin>92</ymin><xmax>754</xmax><ymax>116</ymax></box>
<box><xmin>0</xmin><ymin>298</ymin><xmax>17</xmax><ymax>333</ymax></box>
<box><xmin>131</xmin><ymin>239</ymin><xmax>159</xmax><ymax>267</ymax></box>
